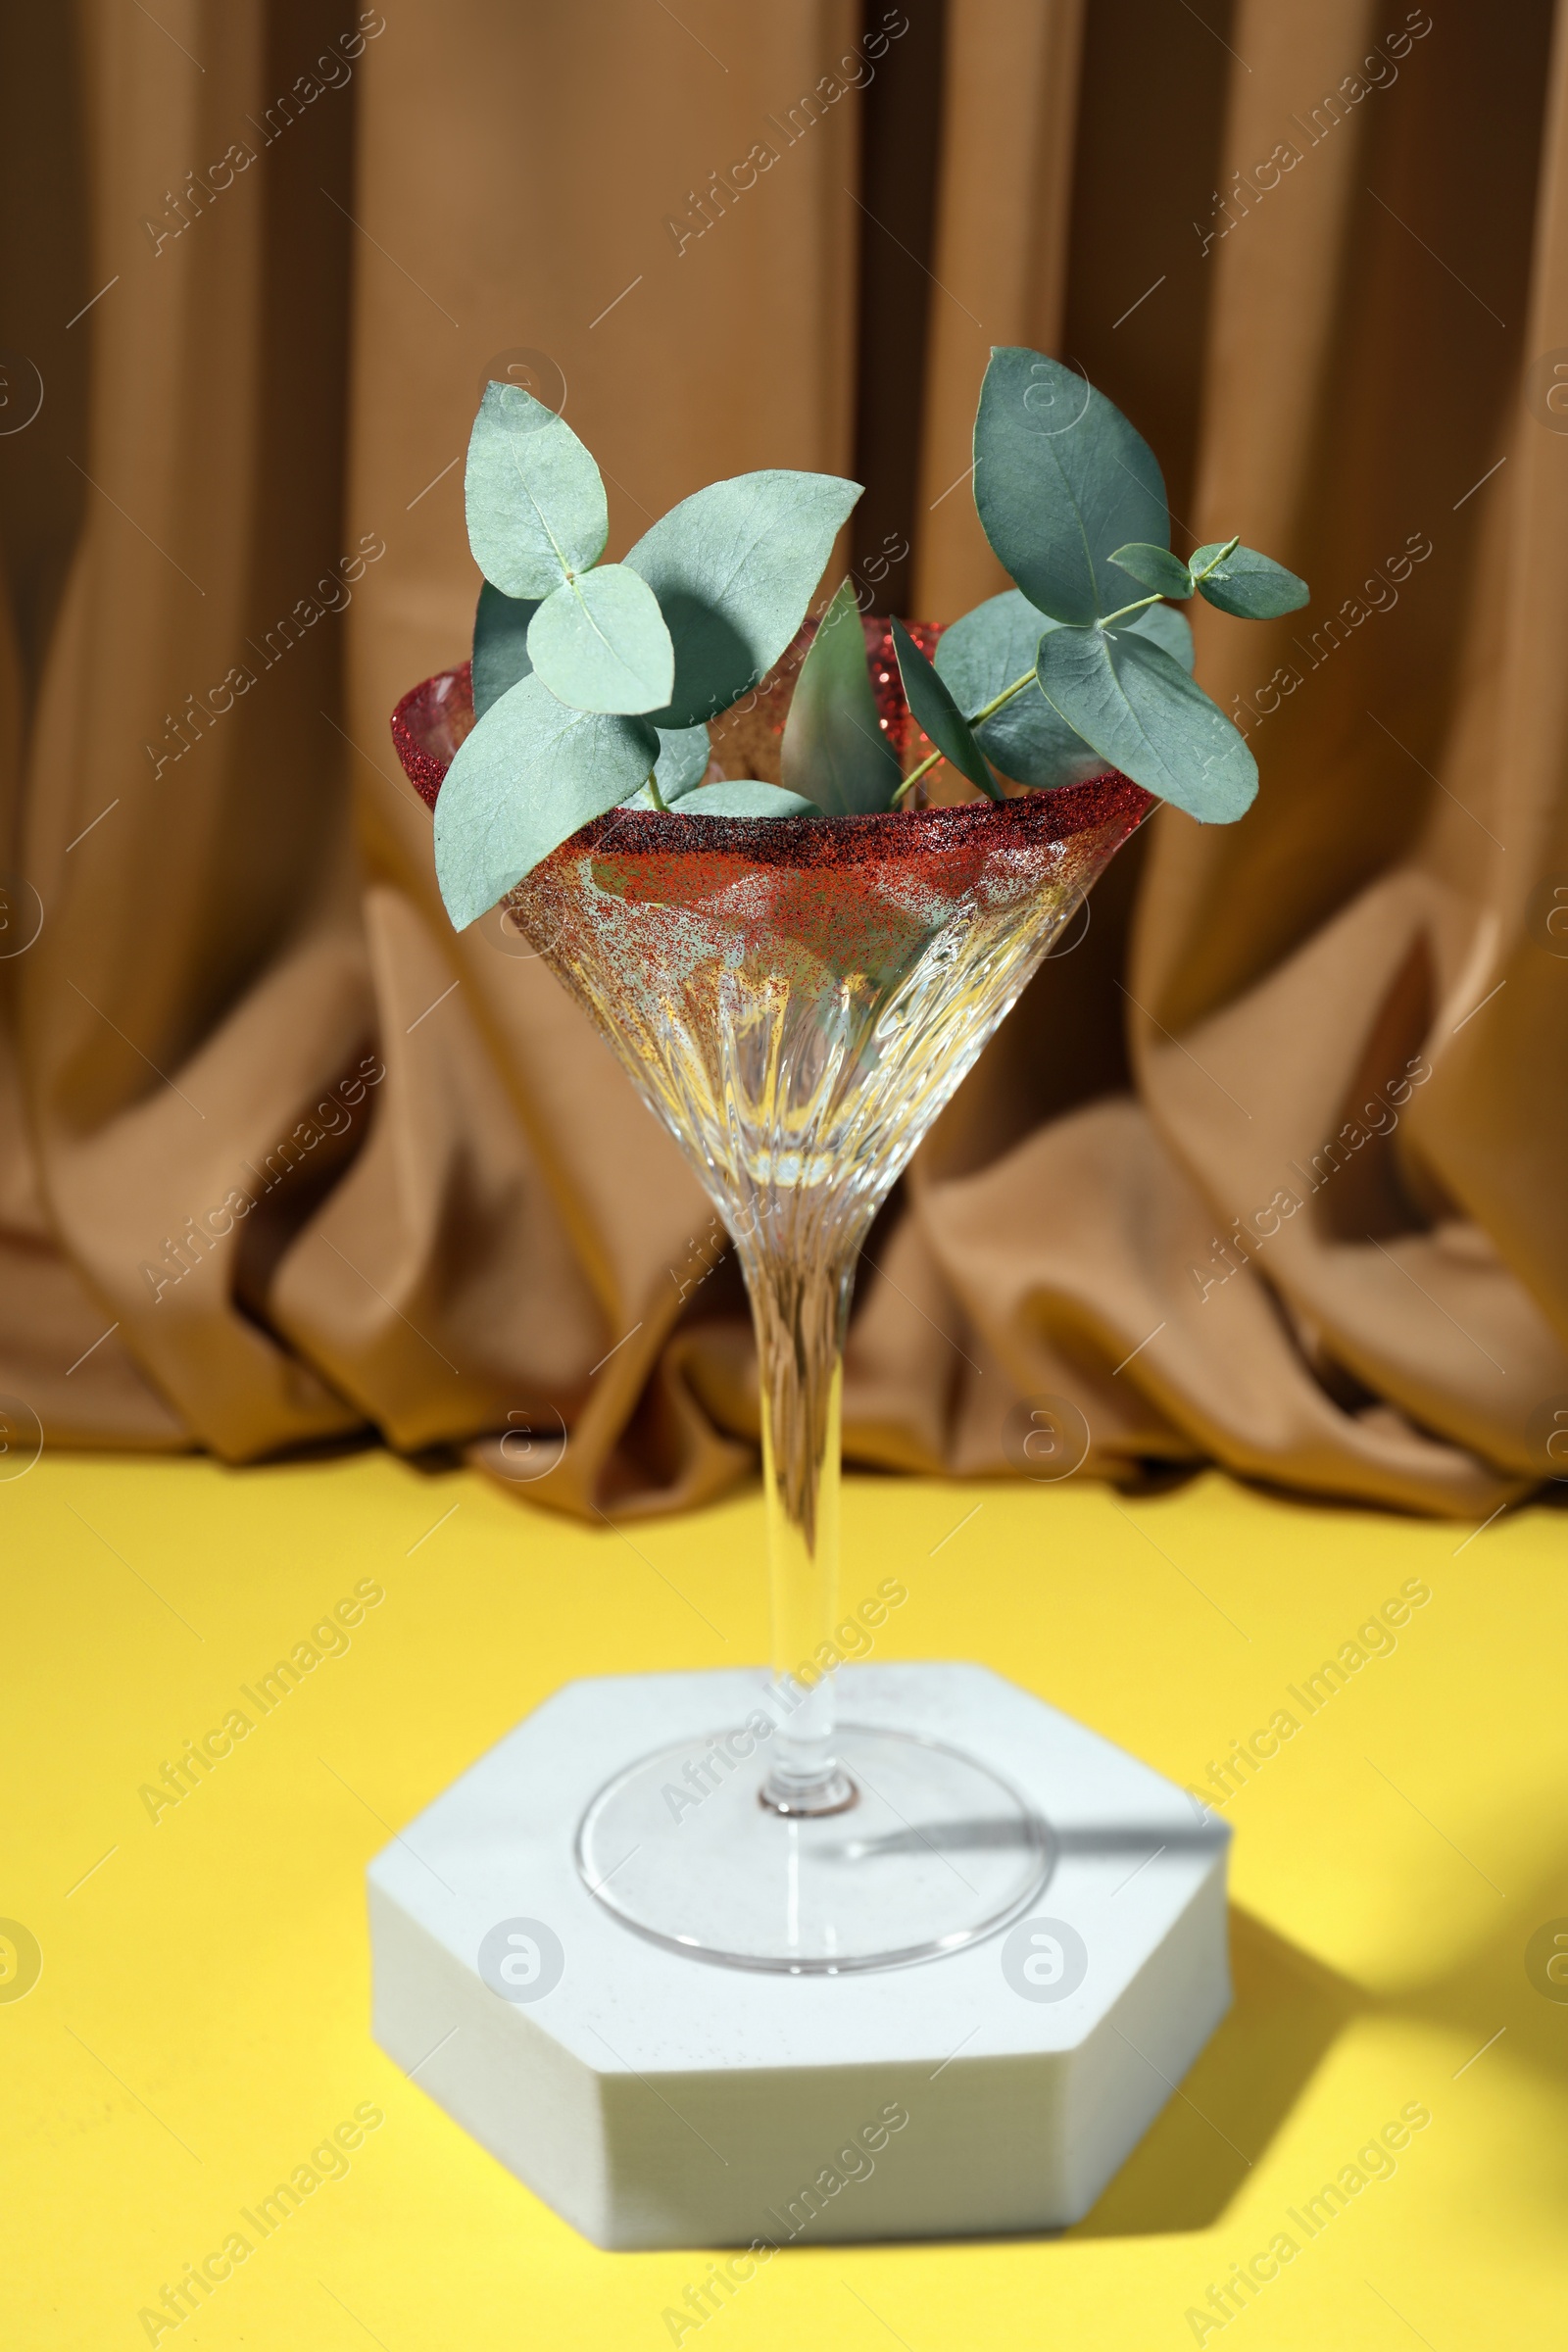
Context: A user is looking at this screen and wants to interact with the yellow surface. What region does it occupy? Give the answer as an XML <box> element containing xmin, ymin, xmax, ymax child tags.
<box><xmin>4</xmin><ymin>1449</ymin><xmax>1564</xmax><ymax>2350</ymax></box>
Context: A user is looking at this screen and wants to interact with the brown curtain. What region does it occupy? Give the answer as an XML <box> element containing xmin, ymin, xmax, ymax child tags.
<box><xmin>4</xmin><ymin>0</ymin><xmax>1565</xmax><ymax>1519</ymax></box>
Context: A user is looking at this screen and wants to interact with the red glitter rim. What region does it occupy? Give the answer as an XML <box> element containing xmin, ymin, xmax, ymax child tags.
<box><xmin>388</xmin><ymin>658</ymin><xmax>1154</xmax><ymax>857</ymax></box>
<box><xmin>573</xmin><ymin>776</ymin><xmax>1151</xmax><ymax>865</ymax></box>
<box><xmin>391</xmin><ymin>662</ymin><xmax>470</xmax><ymax>809</ymax></box>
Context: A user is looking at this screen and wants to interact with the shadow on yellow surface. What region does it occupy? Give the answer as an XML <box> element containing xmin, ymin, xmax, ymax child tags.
<box><xmin>1073</xmin><ymin>1908</ymin><xmax>1364</xmax><ymax>2236</ymax></box>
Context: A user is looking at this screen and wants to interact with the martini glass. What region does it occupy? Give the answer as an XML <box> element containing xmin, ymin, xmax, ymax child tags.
<box><xmin>393</xmin><ymin>647</ymin><xmax>1151</xmax><ymax>1973</ymax></box>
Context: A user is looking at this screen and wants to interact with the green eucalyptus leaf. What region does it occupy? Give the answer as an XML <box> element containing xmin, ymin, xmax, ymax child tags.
<box><xmin>1110</xmin><ymin>542</ymin><xmax>1193</xmax><ymax>600</ymax></box>
<box><xmin>933</xmin><ymin>587</ymin><xmax>1051</xmax><ymax>705</ymax></box>
<box><xmin>1034</xmin><ymin>625</ymin><xmax>1257</xmax><ymax>823</ymax></box>
<box><xmin>973</xmin><ymin>348</ymin><xmax>1169</xmax><ymax>625</ymax></box>
<box><xmin>525</xmin><ymin>563</ymin><xmax>675</xmax><ymax>713</ymax></box>
<box><xmin>677</xmin><ymin>780</ymin><xmax>820</xmax><ymax>818</ymax></box>
<box><xmin>656</xmin><ymin>722</ymin><xmax>711</xmax><ymax>799</ymax></box>
<box><xmin>781</xmin><ymin>579</ymin><xmax>902</xmax><ymax>814</ymax></box>
<box><xmin>1121</xmin><ymin>600</ymin><xmax>1195</xmax><ymax>673</ymax></box>
<box><xmin>622</xmin><ymin>470</ymin><xmax>862</xmax><ymax>728</ymax></box>
<box><xmin>472</xmin><ymin>581</ymin><xmax>537</xmax><ymax>720</ymax></box>
<box><xmin>622</xmin><ymin>723</ymin><xmax>712</xmax><ymax>808</ymax></box>
<box><xmin>432</xmin><ymin>673</ymin><xmax>658</xmax><ymax>926</ymax></box>
<box><xmin>891</xmin><ymin>616</ymin><xmax>1002</xmax><ymax>801</ymax></box>
<box><xmin>465</xmin><ymin>382</ymin><xmax>609</xmax><ymax>599</ymax></box>
<box><xmin>934</xmin><ymin>590</ymin><xmax>1101</xmax><ymax>788</ymax></box>
<box><xmin>1190</xmin><ymin>540</ymin><xmax>1309</xmax><ymax>618</ymax></box>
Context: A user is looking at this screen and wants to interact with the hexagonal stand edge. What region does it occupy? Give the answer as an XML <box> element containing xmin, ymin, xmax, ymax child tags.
<box><xmin>368</xmin><ymin>1663</ymin><xmax>1230</xmax><ymax>2247</ymax></box>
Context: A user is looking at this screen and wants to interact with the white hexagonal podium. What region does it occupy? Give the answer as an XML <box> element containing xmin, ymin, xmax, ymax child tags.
<box><xmin>368</xmin><ymin>1664</ymin><xmax>1230</xmax><ymax>2247</ymax></box>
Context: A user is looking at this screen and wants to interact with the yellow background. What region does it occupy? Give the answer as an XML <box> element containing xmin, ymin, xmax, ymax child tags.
<box><xmin>4</xmin><ymin>1451</ymin><xmax>1564</xmax><ymax>2347</ymax></box>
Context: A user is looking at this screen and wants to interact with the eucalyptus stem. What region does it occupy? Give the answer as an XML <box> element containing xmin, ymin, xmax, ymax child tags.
<box><xmin>890</xmin><ymin>572</ymin><xmax>1192</xmax><ymax>809</ymax></box>
<box><xmin>644</xmin><ymin>768</ymin><xmax>670</xmax><ymax>813</ymax></box>
<box><xmin>970</xmin><ymin>664</ymin><xmax>1043</xmax><ymax>728</ymax></box>
<box><xmin>1094</xmin><ymin>591</ymin><xmax>1162</xmax><ymax>629</ymax></box>
<box><xmin>892</xmin><ymin>662</ymin><xmax>1040</xmax><ymax>805</ymax></box>
<box><xmin>1192</xmin><ymin>534</ymin><xmax>1239</xmax><ymax>581</ymax></box>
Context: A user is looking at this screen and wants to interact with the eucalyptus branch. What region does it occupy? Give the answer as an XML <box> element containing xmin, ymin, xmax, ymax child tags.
<box><xmin>442</xmin><ymin>350</ymin><xmax>1310</xmax><ymax>926</ymax></box>
<box><xmin>892</xmin><ymin>662</ymin><xmax>1038</xmax><ymax>804</ymax></box>
<box><xmin>1093</xmin><ymin>591</ymin><xmax>1163</xmax><ymax>630</ymax></box>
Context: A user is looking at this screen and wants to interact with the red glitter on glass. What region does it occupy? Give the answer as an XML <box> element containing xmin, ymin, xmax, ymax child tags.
<box><xmin>390</xmin><ymin>647</ymin><xmax>1151</xmax><ymax>1114</ymax></box>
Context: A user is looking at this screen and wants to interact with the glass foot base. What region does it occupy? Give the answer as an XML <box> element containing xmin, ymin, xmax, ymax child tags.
<box><xmin>576</xmin><ymin>1724</ymin><xmax>1053</xmax><ymax>1974</ymax></box>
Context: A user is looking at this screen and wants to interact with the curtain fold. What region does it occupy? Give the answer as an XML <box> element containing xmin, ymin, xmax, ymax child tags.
<box><xmin>2</xmin><ymin>0</ymin><xmax>1563</xmax><ymax>1519</ymax></box>
<box><xmin>912</xmin><ymin>0</ymin><xmax>1085</xmax><ymax>620</ymax></box>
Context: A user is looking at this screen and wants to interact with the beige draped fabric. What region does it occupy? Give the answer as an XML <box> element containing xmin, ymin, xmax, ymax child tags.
<box><xmin>3</xmin><ymin>0</ymin><xmax>1564</xmax><ymax>1518</ymax></box>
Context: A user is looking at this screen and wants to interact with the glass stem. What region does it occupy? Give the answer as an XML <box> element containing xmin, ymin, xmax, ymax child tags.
<box><xmin>738</xmin><ymin>1221</ymin><xmax>858</xmax><ymax>1814</ymax></box>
